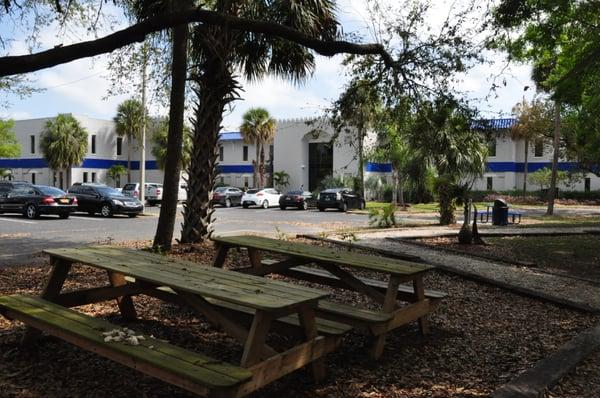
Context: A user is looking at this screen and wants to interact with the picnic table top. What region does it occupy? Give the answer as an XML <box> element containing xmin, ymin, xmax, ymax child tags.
<box><xmin>212</xmin><ymin>235</ymin><xmax>434</xmax><ymax>277</ymax></box>
<box><xmin>44</xmin><ymin>245</ymin><xmax>328</xmax><ymax>312</ymax></box>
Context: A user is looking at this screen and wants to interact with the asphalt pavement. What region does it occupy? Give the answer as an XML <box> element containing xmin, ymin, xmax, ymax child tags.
<box><xmin>0</xmin><ymin>205</ymin><xmax>370</xmax><ymax>267</ymax></box>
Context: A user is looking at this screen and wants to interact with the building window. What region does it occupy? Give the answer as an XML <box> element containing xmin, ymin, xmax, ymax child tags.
<box><xmin>243</xmin><ymin>146</ymin><xmax>248</xmax><ymax>161</ymax></box>
<box><xmin>31</xmin><ymin>172</ymin><xmax>36</xmax><ymax>185</ymax></box>
<box><xmin>91</xmin><ymin>135</ymin><xmax>97</xmax><ymax>154</ymax></box>
<box><xmin>83</xmin><ymin>172</ymin><xmax>88</xmax><ymax>183</ymax></box>
<box><xmin>219</xmin><ymin>145</ymin><xmax>224</xmax><ymax>161</ymax></box>
<box><xmin>269</xmin><ymin>144</ymin><xmax>274</xmax><ymax>160</ymax></box>
<box><xmin>116</xmin><ymin>137</ymin><xmax>123</xmax><ymax>156</ymax></box>
<box><xmin>585</xmin><ymin>177</ymin><xmax>591</xmax><ymax>193</ymax></box>
<box><xmin>487</xmin><ymin>138</ymin><xmax>496</xmax><ymax>157</ymax></box>
<box><xmin>91</xmin><ymin>172</ymin><xmax>97</xmax><ymax>183</ymax></box>
<box><xmin>30</xmin><ymin>135</ymin><xmax>35</xmax><ymax>154</ymax></box>
<box><xmin>244</xmin><ymin>176</ymin><xmax>249</xmax><ymax>188</ymax></box>
<box><xmin>59</xmin><ymin>171</ymin><xmax>64</xmax><ymax>190</ymax></box>
<box><xmin>487</xmin><ymin>177</ymin><xmax>493</xmax><ymax>191</ymax></box>
<box><xmin>534</xmin><ymin>139</ymin><xmax>544</xmax><ymax>157</ymax></box>
<box><xmin>220</xmin><ymin>176</ymin><xmax>225</xmax><ymax>184</ymax></box>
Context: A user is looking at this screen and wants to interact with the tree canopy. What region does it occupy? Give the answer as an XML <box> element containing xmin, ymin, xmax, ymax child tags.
<box><xmin>0</xmin><ymin>119</ymin><xmax>20</xmax><ymax>158</ymax></box>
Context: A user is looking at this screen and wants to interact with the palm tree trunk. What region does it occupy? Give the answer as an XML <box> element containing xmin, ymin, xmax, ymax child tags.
<box><xmin>181</xmin><ymin>27</ymin><xmax>238</xmax><ymax>243</ymax></box>
<box><xmin>358</xmin><ymin>129</ymin><xmax>365</xmax><ymax>198</ymax></box>
<box><xmin>392</xmin><ymin>170</ymin><xmax>398</xmax><ymax>204</ymax></box>
<box><xmin>153</xmin><ymin>23</ymin><xmax>189</xmax><ymax>251</ymax></box>
<box><xmin>127</xmin><ymin>143</ymin><xmax>132</xmax><ymax>183</ymax></box>
<box><xmin>254</xmin><ymin>143</ymin><xmax>259</xmax><ymax>188</ymax></box>
<box><xmin>523</xmin><ymin>137</ymin><xmax>529</xmax><ymax>192</ymax></box>
<box><xmin>259</xmin><ymin>143</ymin><xmax>265</xmax><ymax>188</ymax></box>
<box><xmin>546</xmin><ymin>101</ymin><xmax>561</xmax><ymax>216</ymax></box>
<box><xmin>438</xmin><ymin>183</ymin><xmax>456</xmax><ymax>225</ymax></box>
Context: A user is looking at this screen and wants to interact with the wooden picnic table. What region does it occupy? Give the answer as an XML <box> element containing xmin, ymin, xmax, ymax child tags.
<box><xmin>211</xmin><ymin>235</ymin><xmax>444</xmax><ymax>359</ymax></box>
<box><xmin>0</xmin><ymin>245</ymin><xmax>341</xmax><ymax>398</ymax></box>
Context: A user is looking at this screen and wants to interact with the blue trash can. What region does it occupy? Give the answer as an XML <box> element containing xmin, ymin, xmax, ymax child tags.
<box><xmin>492</xmin><ymin>199</ymin><xmax>508</xmax><ymax>226</ymax></box>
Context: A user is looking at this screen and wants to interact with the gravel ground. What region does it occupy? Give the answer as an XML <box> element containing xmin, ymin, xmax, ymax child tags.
<box><xmin>0</xmin><ymin>240</ymin><xmax>598</xmax><ymax>397</ymax></box>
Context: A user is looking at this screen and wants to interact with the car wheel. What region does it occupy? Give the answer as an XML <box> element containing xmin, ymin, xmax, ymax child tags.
<box><xmin>101</xmin><ymin>204</ymin><xmax>113</xmax><ymax>218</ymax></box>
<box><xmin>339</xmin><ymin>202</ymin><xmax>348</xmax><ymax>212</ymax></box>
<box><xmin>280</xmin><ymin>205</ymin><xmax>286</xmax><ymax>210</ymax></box>
<box><xmin>24</xmin><ymin>204</ymin><xmax>39</xmax><ymax>219</ymax></box>
<box><xmin>128</xmin><ymin>214</ymin><xmax>137</xmax><ymax>218</ymax></box>
<box><xmin>59</xmin><ymin>213</ymin><xmax>70</xmax><ymax>219</ymax></box>
<box><xmin>262</xmin><ymin>200</ymin><xmax>269</xmax><ymax>209</ymax></box>
<box><xmin>225</xmin><ymin>198</ymin><xmax>232</xmax><ymax>208</ymax></box>
<box><xmin>318</xmin><ymin>206</ymin><xmax>325</xmax><ymax>212</ymax></box>
<box><xmin>243</xmin><ymin>203</ymin><xmax>249</xmax><ymax>209</ymax></box>
<box><xmin>301</xmin><ymin>201</ymin><xmax>308</xmax><ymax>210</ymax></box>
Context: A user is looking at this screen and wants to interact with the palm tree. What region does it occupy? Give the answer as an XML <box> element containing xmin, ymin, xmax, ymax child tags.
<box><xmin>407</xmin><ymin>97</ymin><xmax>487</xmax><ymax>225</ymax></box>
<box><xmin>113</xmin><ymin>98</ymin><xmax>145</xmax><ymax>183</ymax></box>
<box><xmin>272</xmin><ymin>170</ymin><xmax>290</xmax><ymax>191</ymax></box>
<box><xmin>107</xmin><ymin>164</ymin><xmax>127</xmax><ymax>187</ymax></box>
<box><xmin>150</xmin><ymin>118</ymin><xmax>192</xmax><ymax>171</ymax></box>
<box><xmin>510</xmin><ymin>98</ymin><xmax>552</xmax><ymax>192</ymax></box>
<box><xmin>240</xmin><ymin>108</ymin><xmax>276</xmax><ymax>189</ymax></box>
<box><xmin>40</xmin><ymin>114</ymin><xmax>88</xmax><ymax>187</ymax></box>
<box><xmin>181</xmin><ymin>1</ymin><xmax>338</xmax><ymax>243</ymax></box>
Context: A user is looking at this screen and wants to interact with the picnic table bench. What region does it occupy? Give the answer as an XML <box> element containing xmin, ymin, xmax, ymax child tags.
<box><xmin>0</xmin><ymin>246</ymin><xmax>344</xmax><ymax>398</ymax></box>
<box><xmin>212</xmin><ymin>235</ymin><xmax>445</xmax><ymax>359</ymax></box>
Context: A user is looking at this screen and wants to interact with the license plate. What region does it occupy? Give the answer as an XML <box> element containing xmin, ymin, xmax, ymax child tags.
<box><xmin>325</xmin><ymin>197</ymin><xmax>331</xmax><ymax>201</ymax></box>
<box><xmin>59</xmin><ymin>199</ymin><xmax>69</xmax><ymax>204</ymax></box>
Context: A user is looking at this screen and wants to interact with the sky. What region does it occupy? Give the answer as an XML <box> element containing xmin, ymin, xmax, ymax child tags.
<box><xmin>0</xmin><ymin>0</ymin><xmax>535</xmax><ymax>131</ymax></box>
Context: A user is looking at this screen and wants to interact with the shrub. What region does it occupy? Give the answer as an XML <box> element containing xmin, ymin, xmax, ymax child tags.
<box><xmin>368</xmin><ymin>203</ymin><xmax>398</xmax><ymax>228</ymax></box>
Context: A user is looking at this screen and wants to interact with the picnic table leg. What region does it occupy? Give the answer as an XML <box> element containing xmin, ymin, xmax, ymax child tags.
<box><xmin>247</xmin><ymin>248</ymin><xmax>262</xmax><ymax>272</ymax></box>
<box><xmin>22</xmin><ymin>257</ymin><xmax>72</xmax><ymax>345</ymax></box>
<box><xmin>213</xmin><ymin>243</ymin><xmax>229</xmax><ymax>267</ymax></box>
<box><xmin>370</xmin><ymin>275</ymin><xmax>400</xmax><ymax>360</ymax></box>
<box><xmin>241</xmin><ymin>310</ymin><xmax>273</xmax><ymax>367</ymax></box>
<box><xmin>298</xmin><ymin>307</ymin><xmax>327</xmax><ymax>381</ymax></box>
<box><xmin>107</xmin><ymin>271</ymin><xmax>137</xmax><ymax>321</ymax></box>
<box><xmin>413</xmin><ymin>276</ymin><xmax>430</xmax><ymax>335</ymax></box>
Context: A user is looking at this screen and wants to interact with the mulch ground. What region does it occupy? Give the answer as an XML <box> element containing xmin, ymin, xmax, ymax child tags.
<box><xmin>415</xmin><ymin>235</ymin><xmax>600</xmax><ymax>282</ymax></box>
<box><xmin>0</xmin><ymin>240</ymin><xmax>599</xmax><ymax>397</ymax></box>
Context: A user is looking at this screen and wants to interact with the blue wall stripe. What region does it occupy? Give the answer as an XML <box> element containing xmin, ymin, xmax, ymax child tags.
<box><xmin>0</xmin><ymin>158</ymin><xmax>160</xmax><ymax>170</ymax></box>
<box><xmin>365</xmin><ymin>162</ymin><xmax>393</xmax><ymax>172</ymax></box>
<box><xmin>217</xmin><ymin>165</ymin><xmax>254</xmax><ymax>173</ymax></box>
<box><xmin>486</xmin><ymin>162</ymin><xmax>581</xmax><ymax>172</ymax></box>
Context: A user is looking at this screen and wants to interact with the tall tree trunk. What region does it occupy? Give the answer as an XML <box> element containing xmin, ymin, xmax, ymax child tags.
<box><xmin>127</xmin><ymin>142</ymin><xmax>132</xmax><ymax>183</ymax></box>
<box><xmin>153</xmin><ymin>23</ymin><xmax>189</xmax><ymax>251</ymax></box>
<box><xmin>259</xmin><ymin>143</ymin><xmax>265</xmax><ymax>188</ymax></box>
<box><xmin>546</xmin><ymin>101</ymin><xmax>561</xmax><ymax>216</ymax></box>
<box><xmin>523</xmin><ymin>137</ymin><xmax>529</xmax><ymax>192</ymax></box>
<box><xmin>253</xmin><ymin>143</ymin><xmax>259</xmax><ymax>188</ymax></box>
<box><xmin>391</xmin><ymin>170</ymin><xmax>398</xmax><ymax>204</ymax></box>
<box><xmin>180</xmin><ymin>27</ymin><xmax>238</xmax><ymax>243</ymax></box>
<box><xmin>358</xmin><ymin>129</ymin><xmax>365</xmax><ymax>198</ymax></box>
<box><xmin>438</xmin><ymin>183</ymin><xmax>456</xmax><ymax>225</ymax></box>
<box><xmin>398</xmin><ymin>175</ymin><xmax>406</xmax><ymax>209</ymax></box>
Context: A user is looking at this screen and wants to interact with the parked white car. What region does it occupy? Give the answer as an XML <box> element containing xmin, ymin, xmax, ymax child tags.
<box><xmin>145</xmin><ymin>182</ymin><xmax>187</xmax><ymax>206</ymax></box>
<box><xmin>121</xmin><ymin>182</ymin><xmax>161</xmax><ymax>201</ymax></box>
<box><xmin>241</xmin><ymin>188</ymin><xmax>281</xmax><ymax>209</ymax></box>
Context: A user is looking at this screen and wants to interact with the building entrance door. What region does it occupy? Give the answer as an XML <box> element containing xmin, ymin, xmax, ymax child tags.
<box><xmin>308</xmin><ymin>143</ymin><xmax>333</xmax><ymax>191</ymax></box>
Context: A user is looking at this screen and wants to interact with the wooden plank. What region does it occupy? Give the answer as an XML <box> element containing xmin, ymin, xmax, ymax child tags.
<box><xmin>54</xmin><ymin>284</ymin><xmax>144</xmax><ymax>308</ymax></box>
<box><xmin>213</xmin><ymin>243</ymin><xmax>230</xmax><ymax>267</ymax></box>
<box><xmin>238</xmin><ymin>335</ymin><xmax>340</xmax><ymax>395</ymax></box>
<box><xmin>370</xmin><ymin>275</ymin><xmax>401</xmax><ymax>359</ymax></box>
<box><xmin>237</xmin><ymin>258</ymin><xmax>310</xmax><ymax>276</ymax></box>
<box><xmin>247</xmin><ymin>248</ymin><xmax>262</xmax><ymax>271</ymax></box>
<box><xmin>370</xmin><ymin>299</ymin><xmax>433</xmax><ymax>335</ymax></box>
<box><xmin>0</xmin><ymin>295</ymin><xmax>252</xmax><ymax>389</ymax></box>
<box><xmin>317</xmin><ymin>300</ymin><xmax>393</xmax><ymax>323</ymax></box>
<box><xmin>212</xmin><ymin>235</ymin><xmax>434</xmax><ymax>276</ymax></box>
<box><xmin>107</xmin><ymin>271</ymin><xmax>137</xmax><ymax>321</ymax></box>
<box><xmin>413</xmin><ymin>276</ymin><xmax>429</xmax><ymax>335</ymax></box>
<box><xmin>322</xmin><ymin>263</ymin><xmax>387</xmax><ymax>305</ymax></box>
<box><xmin>22</xmin><ymin>257</ymin><xmax>72</xmax><ymax>345</ymax></box>
<box><xmin>241</xmin><ymin>310</ymin><xmax>273</xmax><ymax>367</ymax></box>
<box><xmin>174</xmin><ymin>289</ymin><xmax>277</xmax><ymax>359</ymax></box>
<box><xmin>43</xmin><ymin>246</ymin><xmax>327</xmax><ymax>312</ymax></box>
<box><xmin>298</xmin><ymin>307</ymin><xmax>326</xmax><ymax>381</ymax></box>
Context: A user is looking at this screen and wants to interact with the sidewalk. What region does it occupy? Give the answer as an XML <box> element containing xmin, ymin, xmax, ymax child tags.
<box><xmin>321</xmin><ymin>228</ymin><xmax>600</xmax><ymax>313</ymax></box>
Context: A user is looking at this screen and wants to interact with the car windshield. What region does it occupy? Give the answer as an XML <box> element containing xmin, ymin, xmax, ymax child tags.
<box><xmin>286</xmin><ymin>191</ymin><xmax>303</xmax><ymax>195</ymax></box>
<box><xmin>246</xmin><ymin>189</ymin><xmax>259</xmax><ymax>194</ymax></box>
<box><xmin>215</xmin><ymin>187</ymin><xmax>228</xmax><ymax>192</ymax></box>
<box><xmin>36</xmin><ymin>186</ymin><xmax>66</xmax><ymax>196</ymax></box>
<box><xmin>122</xmin><ymin>184</ymin><xmax>137</xmax><ymax>190</ymax></box>
<box><xmin>97</xmin><ymin>187</ymin><xmax>123</xmax><ymax>196</ymax></box>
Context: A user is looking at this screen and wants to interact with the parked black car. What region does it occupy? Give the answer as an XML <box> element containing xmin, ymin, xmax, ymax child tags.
<box><xmin>0</xmin><ymin>184</ymin><xmax>77</xmax><ymax>219</ymax></box>
<box><xmin>210</xmin><ymin>186</ymin><xmax>244</xmax><ymax>207</ymax></box>
<box><xmin>317</xmin><ymin>188</ymin><xmax>365</xmax><ymax>212</ymax></box>
<box><xmin>279</xmin><ymin>190</ymin><xmax>316</xmax><ymax>210</ymax></box>
<box><xmin>68</xmin><ymin>184</ymin><xmax>143</xmax><ymax>217</ymax></box>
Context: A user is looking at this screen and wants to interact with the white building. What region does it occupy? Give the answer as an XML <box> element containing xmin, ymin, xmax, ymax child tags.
<box><xmin>1</xmin><ymin>115</ymin><xmax>598</xmax><ymax>194</ymax></box>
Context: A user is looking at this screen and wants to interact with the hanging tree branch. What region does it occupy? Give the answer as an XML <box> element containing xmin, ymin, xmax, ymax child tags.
<box><xmin>0</xmin><ymin>6</ymin><xmax>394</xmax><ymax>77</ymax></box>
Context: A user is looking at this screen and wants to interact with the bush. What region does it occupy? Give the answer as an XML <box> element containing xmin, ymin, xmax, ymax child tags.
<box><xmin>368</xmin><ymin>203</ymin><xmax>398</xmax><ymax>228</ymax></box>
<box><xmin>471</xmin><ymin>189</ymin><xmax>600</xmax><ymax>205</ymax></box>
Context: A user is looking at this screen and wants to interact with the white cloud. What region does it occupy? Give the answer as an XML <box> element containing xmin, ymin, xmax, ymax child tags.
<box><xmin>0</xmin><ymin>111</ymin><xmax>32</xmax><ymax>120</ymax></box>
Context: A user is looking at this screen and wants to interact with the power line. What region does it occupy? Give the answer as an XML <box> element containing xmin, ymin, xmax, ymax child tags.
<box><xmin>40</xmin><ymin>71</ymin><xmax>104</xmax><ymax>90</ymax></box>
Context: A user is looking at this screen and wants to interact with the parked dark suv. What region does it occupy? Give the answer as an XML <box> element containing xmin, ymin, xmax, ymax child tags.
<box><xmin>0</xmin><ymin>183</ymin><xmax>77</xmax><ymax>219</ymax></box>
<box><xmin>279</xmin><ymin>190</ymin><xmax>316</xmax><ymax>210</ymax></box>
<box><xmin>317</xmin><ymin>188</ymin><xmax>365</xmax><ymax>212</ymax></box>
<box><xmin>210</xmin><ymin>186</ymin><xmax>243</xmax><ymax>207</ymax></box>
<box><xmin>68</xmin><ymin>184</ymin><xmax>143</xmax><ymax>217</ymax></box>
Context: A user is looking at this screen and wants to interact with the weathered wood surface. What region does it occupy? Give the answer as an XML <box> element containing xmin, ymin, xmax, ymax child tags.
<box><xmin>0</xmin><ymin>294</ymin><xmax>252</xmax><ymax>395</ymax></box>
<box><xmin>44</xmin><ymin>246</ymin><xmax>328</xmax><ymax>312</ymax></box>
<box><xmin>212</xmin><ymin>235</ymin><xmax>433</xmax><ymax>276</ymax></box>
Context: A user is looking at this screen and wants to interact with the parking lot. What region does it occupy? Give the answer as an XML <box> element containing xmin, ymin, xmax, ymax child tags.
<box><xmin>0</xmin><ymin>205</ymin><xmax>370</xmax><ymax>266</ymax></box>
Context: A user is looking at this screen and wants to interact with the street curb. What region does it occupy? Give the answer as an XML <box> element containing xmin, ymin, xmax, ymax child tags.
<box><xmin>492</xmin><ymin>324</ymin><xmax>600</xmax><ymax>398</ymax></box>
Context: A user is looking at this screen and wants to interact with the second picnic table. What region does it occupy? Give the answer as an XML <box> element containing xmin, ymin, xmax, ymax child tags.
<box><xmin>212</xmin><ymin>235</ymin><xmax>445</xmax><ymax>359</ymax></box>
